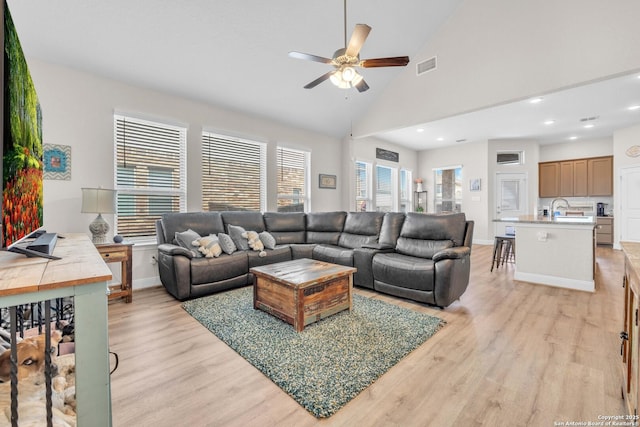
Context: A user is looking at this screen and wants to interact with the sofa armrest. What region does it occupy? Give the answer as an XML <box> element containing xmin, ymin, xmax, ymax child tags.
<box><xmin>432</xmin><ymin>246</ymin><xmax>470</xmax><ymax>262</ymax></box>
<box><xmin>158</xmin><ymin>243</ymin><xmax>194</xmax><ymax>259</ymax></box>
<box><xmin>361</xmin><ymin>243</ymin><xmax>395</xmax><ymax>250</ymax></box>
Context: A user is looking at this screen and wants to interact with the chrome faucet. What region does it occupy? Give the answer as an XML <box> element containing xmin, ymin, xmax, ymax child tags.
<box><xmin>550</xmin><ymin>198</ymin><xmax>569</xmax><ymax>218</ymax></box>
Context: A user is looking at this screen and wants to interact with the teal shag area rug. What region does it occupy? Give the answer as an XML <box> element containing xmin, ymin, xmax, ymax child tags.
<box><xmin>182</xmin><ymin>286</ymin><xmax>445</xmax><ymax>418</ymax></box>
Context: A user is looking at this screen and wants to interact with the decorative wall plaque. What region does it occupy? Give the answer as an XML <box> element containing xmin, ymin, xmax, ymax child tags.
<box><xmin>376</xmin><ymin>148</ymin><xmax>399</xmax><ymax>162</ymax></box>
<box><xmin>626</xmin><ymin>145</ymin><xmax>640</xmax><ymax>158</ymax></box>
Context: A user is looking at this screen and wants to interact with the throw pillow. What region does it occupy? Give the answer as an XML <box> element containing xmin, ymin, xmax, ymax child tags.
<box><xmin>217</xmin><ymin>233</ymin><xmax>237</xmax><ymax>255</ymax></box>
<box><xmin>174</xmin><ymin>229</ymin><xmax>203</xmax><ymax>258</ymax></box>
<box><xmin>259</xmin><ymin>231</ymin><xmax>277</xmax><ymax>250</ymax></box>
<box><xmin>193</xmin><ymin>234</ymin><xmax>222</xmax><ymax>258</ymax></box>
<box><xmin>227</xmin><ymin>224</ymin><xmax>249</xmax><ymax>251</ymax></box>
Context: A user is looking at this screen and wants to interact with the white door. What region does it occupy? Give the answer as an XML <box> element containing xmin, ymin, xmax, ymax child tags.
<box><xmin>495</xmin><ymin>173</ymin><xmax>528</xmax><ymax>235</ymax></box>
<box><xmin>620</xmin><ymin>166</ymin><xmax>640</xmax><ymax>242</ymax></box>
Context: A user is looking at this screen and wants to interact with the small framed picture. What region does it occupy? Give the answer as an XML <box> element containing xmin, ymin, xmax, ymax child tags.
<box><xmin>319</xmin><ymin>174</ymin><xmax>337</xmax><ymax>189</ymax></box>
<box><xmin>43</xmin><ymin>144</ymin><xmax>71</xmax><ymax>180</ymax></box>
<box><xmin>470</xmin><ymin>178</ymin><xmax>481</xmax><ymax>192</ymax></box>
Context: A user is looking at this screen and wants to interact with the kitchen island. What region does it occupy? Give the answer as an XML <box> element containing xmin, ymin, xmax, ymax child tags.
<box><xmin>494</xmin><ymin>215</ymin><xmax>596</xmax><ymax>292</ymax></box>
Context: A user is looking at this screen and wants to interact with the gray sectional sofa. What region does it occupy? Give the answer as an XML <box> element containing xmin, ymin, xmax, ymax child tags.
<box><xmin>155</xmin><ymin>211</ymin><xmax>474</xmax><ymax>308</ymax></box>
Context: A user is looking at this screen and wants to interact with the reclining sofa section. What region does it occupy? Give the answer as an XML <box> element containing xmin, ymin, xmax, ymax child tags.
<box><xmin>156</xmin><ymin>211</ymin><xmax>474</xmax><ymax>308</ymax></box>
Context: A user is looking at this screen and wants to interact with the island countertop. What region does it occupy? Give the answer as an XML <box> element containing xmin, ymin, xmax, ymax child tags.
<box><xmin>493</xmin><ymin>215</ymin><xmax>596</xmax><ymax>226</ymax></box>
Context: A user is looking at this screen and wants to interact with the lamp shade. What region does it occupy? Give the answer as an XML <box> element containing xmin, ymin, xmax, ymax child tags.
<box><xmin>81</xmin><ymin>188</ymin><xmax>116</xmax><ymax>214</ymax></box>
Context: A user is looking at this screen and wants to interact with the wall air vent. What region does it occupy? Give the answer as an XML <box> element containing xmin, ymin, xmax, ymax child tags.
<box><xmin>497</xmin><ymin>151</ymin><xmax>523</xmax><ymax>165</ymax></box>
<box><xmin>416</xmin><ymin>56</ymin><xmax>437</xmax><ymax>76</ymax></box>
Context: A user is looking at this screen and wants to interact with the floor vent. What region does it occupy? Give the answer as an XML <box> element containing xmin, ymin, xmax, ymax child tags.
<box><xmin>416</xmin><ymin>56</ymin><xmax>437</xmax><ymax>76</ymax></box>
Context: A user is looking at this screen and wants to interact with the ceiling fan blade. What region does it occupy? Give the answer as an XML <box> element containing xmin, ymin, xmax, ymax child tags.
<box><xmin>345</xmin><ymin>24</ymin><xmax>371</xmax><ymax>58</ymax></box>
<box><xmin>303</xmin><ymin>70</ymin><xmax>336</xmax><ymax>89</ymax></box>
<box><xmin>360</xmin><ymin>56</ymin><xmax>410</xmax><ymax>68</ymax></box>
<box><xmin>355</xmin><ymin>78</ymin><xmax>369</xmax><ymax>93</ymax></box>
<box><xmin>288</xmin><ymin>51</ymin><xmax>333</xmax><ymax>64</ymax></box>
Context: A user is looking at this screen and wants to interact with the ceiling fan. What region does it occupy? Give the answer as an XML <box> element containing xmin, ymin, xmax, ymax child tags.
<box><xmin>288</xmin><ymin>0</ymin><xmax>410</xmax><ymax>93</ymax></box>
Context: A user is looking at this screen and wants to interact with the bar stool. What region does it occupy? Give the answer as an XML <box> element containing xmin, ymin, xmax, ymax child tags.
<box><xmin>490</xmin><ymin>232</ymin><xmax>516</xmax><ymax>272</ymax></box>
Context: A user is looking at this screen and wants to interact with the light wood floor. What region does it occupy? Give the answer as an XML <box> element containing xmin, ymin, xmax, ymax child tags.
<box><xmin>108</xmin><ymin>245</ymin><xmax>627</xmax><ymax>426</ymax></box>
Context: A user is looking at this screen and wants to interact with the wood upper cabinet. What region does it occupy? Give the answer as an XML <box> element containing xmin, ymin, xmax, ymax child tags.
<box><xmin>559</xmin><ymin>161</ymin><xmax>574</xmax><ymax>196</ymax></box>
<box><xmin>588</xmin><ymin>156</ymin><xmax>613</xmax><ymax>196</ymax></box>
<box><xmin>539</xmin><ymin>162</ymin><xmax>560</xmax><ymax>198</ymax></box>
<box><xmin>573</xmin><ymin>159</ymin><xmax>588</xmax><ymax>196</ymax></box>
<box><xmin>538</xmin><ymin>156</ymin><xmax>612</xmax><ymax>197</ymax></box>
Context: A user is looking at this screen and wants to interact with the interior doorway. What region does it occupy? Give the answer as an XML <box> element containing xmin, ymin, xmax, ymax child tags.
<box><xmin>494</xmin><ymin>172</ymin><xmax>528</xmax><ymax>235</ymax></box>
<box><xmin>620</xmin><ymin>166</ymin><xmax>640</xmax><ymax>243</ymax></box>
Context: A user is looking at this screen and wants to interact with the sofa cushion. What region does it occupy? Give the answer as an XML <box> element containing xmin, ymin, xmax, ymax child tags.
<box><xmin>259</xmin><ymin>231</ymin><xmax>277</xmax><ymax>249</ymax></box>
<box><xmin>312</xmin><ymin>244</ymin><xmax>354</xmax><ymax>267</ymax></box>
<box><xmin>379</xmin><ymin>212</ymin><xmax>406</xmax><ymax>247</ymax></box>
<box><xmin>161</xmin><ymin>212</ymin><xmax>224</xmax><ymax>245</ymax></box>
<box><xmin>399</xmin><ymin>213</ymin><xmax>467</xmax><ymax>246</ymax></box>
<box><xmin>396</xmin><ymin>238</ymin><xmax>453</xmax><ymax>259</ymax></box>
<box><xmin>372</xmin><ymin>253</ymin><xmax>435</xmax><ymax>292</ymax></box>
<box><xmin>227</xmin><ymin>224</ymin><xmax>250</xmax><ymax>251</ymax></box>
<box><xmin>247</xmin><ymin>246</ymin><xmax>291</xmax><ymax>268</ymax></box>
<box><xmin>190</xmin><ymin>252</ymin><xmax>248</xmax><ymax>285</ymax></box>
<box><xmin>174</xmin><ymin>229</ymin><xmax>203</xmax><ymax>258</ymax></box>
<box><xmin>217</xmin><ymin>233</ymin><xmax>237</xmax><ymax>255</ymax></box>
<box><xmin>221</xmin><ymin>211</ymin><xmax>266</xmax><ymax>233</ymax></box>
<box><xmin>263</xmin><ymin>212</ymin><xmax>306</xmax><ymax>244</ymax></box>
<box><xmin>338</xmin><ymin>212</ymin><xmax>385</xmax><ymax>249</ymax></box>
<box><xmin>306</xmin><ymin>211</ymin><xmax>346</xmax><ymax>244</ymax></box>
<box><xmin>192</xmin><ymin>235</ymin><xmax>222</xmax><ymax>258</ymax></box>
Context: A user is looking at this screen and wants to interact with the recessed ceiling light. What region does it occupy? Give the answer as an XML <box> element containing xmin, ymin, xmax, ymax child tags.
<box><xmin>436</xmin><ymin>137</ymin><xmax>444</xmax><ymax>142</ymax></box>
<box><xmin>629</xmin><ymin>105</ymin><xmax>640</xmax><ymax>111</ymax></box>
<box><xmin>416</xmin><ymin>128</ymin><xmax>425</xmax><ymax>133</ymax></box>
<box><xmin>529</xmin><ymin>97</ymin><xmax>544</xmax><ymax>104</ymax></box>
<box><xmin>544</xmin><ymin>120</ymin><xmax>555</xmax><ymax>125</ymax></box>
<box><xmin>584</xmin><ymin>123</ymin><xmax>595</xmax><ymax>129</ymax></box>
<box><xmin>569</xmin><ymin>136</ymin><xmax>578</xmax><ymax>140</ymax></box>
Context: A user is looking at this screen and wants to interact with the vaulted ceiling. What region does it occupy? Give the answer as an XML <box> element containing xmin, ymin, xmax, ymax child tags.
<box><xmin>8</xmin><ymin>0</ymin><xmax>640</xmax><ymax>150</ymax></box>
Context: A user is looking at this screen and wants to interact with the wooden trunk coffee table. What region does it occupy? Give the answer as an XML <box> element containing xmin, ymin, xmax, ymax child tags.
<box><xmin>251</xmin><ymin>258</ymin><xmax>357</xmax><ymax>332</ymax></box>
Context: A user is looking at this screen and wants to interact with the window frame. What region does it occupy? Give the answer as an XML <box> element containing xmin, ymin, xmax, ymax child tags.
<box><xmin>201</xmin><ymin>131</ymin><xmax>267</xmax><ymax>212</ymax></box>
<box><xmin>355</xmin><ymin>160</ymin><xmax>372</xmax><ymax>212</ymax></box>
<box><xmin>276</xmin><ymin>146</ymin><xmax>310</xmax><ymax>213</ymax></box>
<box><xmin>113</xmin><ymin>114</ymin><xmax>187</xmax><ymax>241</ymax></box>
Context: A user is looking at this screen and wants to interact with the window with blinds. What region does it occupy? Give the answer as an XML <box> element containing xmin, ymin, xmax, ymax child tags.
<box><xmin>277</xmin><ymin>147</ymin><xmax>309</xmax><ymax>212</ymax></box>
<box><xmin>376</xmin><ymin>164</ymin><xmax>396</xmax><ymax>212</ymax></box>
<box><xmin>355</xmin><ymin>160</ymin><xmax>371</xmax><ymax>212</ymax></box>
<box><xmin>400</xmin><ymin>168</ymin><xmax>412</xmax><ymax>213</ymax></box>
<box><xmin>114</xmin><ymin>115</ymin><xmax>186</xmax><ymax>238</ymax></box>
<box><xmin>201</xmin><ymin>132</ymin><xmax>266</xmax><ymax>212</ymax></box>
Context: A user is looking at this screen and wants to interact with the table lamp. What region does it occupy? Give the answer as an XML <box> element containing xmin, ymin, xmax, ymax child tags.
<box><xmin>81</xmin><ymin>187</ymin><xmax>116</xmax><ymax>244</ymax></box>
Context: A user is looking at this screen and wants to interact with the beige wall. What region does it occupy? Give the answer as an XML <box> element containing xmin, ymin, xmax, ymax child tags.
<box><xmin>31</xmin><ymin>59</ymin><xmax>344</xmax><ymax>288</ymax></box>
<box><xmin>613</xmin><ymin>123</ymin><xmax>640</xmax><ymax>247</ymax></box>
<box><xmin>539</xmin><ymin>137</ymin><xmax>613</xmax><ymax>162</ymax></box>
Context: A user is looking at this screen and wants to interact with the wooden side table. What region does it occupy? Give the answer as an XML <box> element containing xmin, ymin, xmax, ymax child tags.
<box><xmin>95</xmin><ymin>242</ymin><xmax>133</xmax><ymax>303</ymax></box>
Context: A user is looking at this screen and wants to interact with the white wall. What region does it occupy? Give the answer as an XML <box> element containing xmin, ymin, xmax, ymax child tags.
<box><xmin>613</xmin><ymin>123</ymin><xmax>640</xmax><ymax>247</ymax></box>
<box><xmin>417</xmin><ymin>141</ymin><xmax>490</xmax><ymax>243</ymax></box>
<box><xmin>354</xmin><ymin>0</ymin><xmax>640</xmax><ymax>138</ymax></box>
<box><xmin>539</xmin><ymin>137</ymin><xmax>613</xmax><ymax>162</ymax></box>
<box><xmin>30</xmin><ymin>59</ymin><xmax>344</xmax><ymax>289</ymax></box>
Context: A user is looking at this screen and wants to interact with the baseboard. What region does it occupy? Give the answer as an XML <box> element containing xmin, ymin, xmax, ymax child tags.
<box><xmin>473</xmin><ymin>239</ymin><xmax>493</xmax><ymax>246</ymax></box>
<box><xmin>133</xmin><ymin>276</ymin><xmax>161</xmax><ymax>290</ymax></box>
<box><xmin>513</xmin><ymin>270</ymin><xmax>594</xmax><ymax>293</ymax></box>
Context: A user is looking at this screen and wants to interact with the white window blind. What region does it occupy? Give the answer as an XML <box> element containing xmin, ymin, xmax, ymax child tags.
<box><xmin>400</xmin><ymin>168</ymin><xmax>412</xmax><ymax>213</ymax></box>
<box><xmin>277</xmin><ymin>147</ymin><xmax>309</xmax><ymax>212</ymax></box>
<box><xmin>114</xmin><ymin>115</ymin><xmax>186</xmax><ymax>238</ymax></box>
<box><xmin>376</xmin><ymin>165</ymin><xmax>395</xmax><ymax>212</ymax></box>
<box><xmin>355</xmin><ymin>160</ymin><xmax>371</xmax><ymax>212</ymax></box>
<box><xmin>201</xmin><ymin>132</ymin><xmax>266</xmax><ymax>212</ymax></box>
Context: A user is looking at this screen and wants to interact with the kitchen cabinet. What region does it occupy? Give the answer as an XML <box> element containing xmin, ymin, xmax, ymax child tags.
<box><xmin>621</xmin><ymin>242</ymin><xmax>640</xmax><ymax>417</ymax></box>
<box><xmin>596</xmin><ymin>217</ymin><xmax>614</xmax><ymax>245</ymax></box>
<box><xmin>588</xmin><ymin>156</ymin><xmax>613</xmax><ymax>196</ymax></box>
<box><xmin>539</xmin><ymin>162</ymin><xmax>560</xmax><ymax>198</ymax></box>
<box><xmin>538</xmin><ymin>156</ymin><xmax>612</xmax><ymax>197</ymax></box>
<box><xmin>573</xmin><ymin>159</ymin><xmax>588</xmax><ymax>196</ymax></box>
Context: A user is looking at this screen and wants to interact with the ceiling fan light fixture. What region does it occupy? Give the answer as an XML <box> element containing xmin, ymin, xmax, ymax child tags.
<box><xmin>342</xmin><ymin>67</ymin><xmax>356</xmax><ymax>82</ymax></box>
<box><xmin>330</xmin><ymin>71</ymin><xmax>350</xmax><ymax>89</ymax></box>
